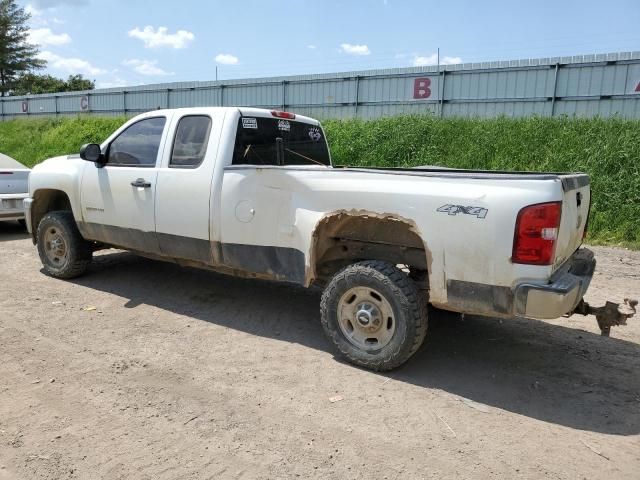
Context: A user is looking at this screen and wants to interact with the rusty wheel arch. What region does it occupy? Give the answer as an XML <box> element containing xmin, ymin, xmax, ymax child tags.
<box><xmin>308</xmin><ymin>210</ymin><xmax>432</xmax><ymax>286</ymax></box>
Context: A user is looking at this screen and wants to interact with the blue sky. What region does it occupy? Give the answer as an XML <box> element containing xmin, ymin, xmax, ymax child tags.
<box><xmin>22</xmin><ymin>0</ymin><xmax>640</xmax><ymax>89</ymax></box>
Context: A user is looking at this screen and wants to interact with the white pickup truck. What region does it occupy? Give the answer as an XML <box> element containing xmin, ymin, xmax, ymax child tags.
<box><xmin>24</xmin><ymin>107</ymin><xmax>636</xmax><ymax>370</ymax></box>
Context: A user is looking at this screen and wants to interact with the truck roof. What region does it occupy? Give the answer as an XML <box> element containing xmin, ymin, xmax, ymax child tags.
<box><xmin>145</xmin><ymin>107</ymin><xmax>321</xmax><ymax>126</ymax></box>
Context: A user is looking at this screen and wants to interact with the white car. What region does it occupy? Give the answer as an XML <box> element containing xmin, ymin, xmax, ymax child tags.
<box><xmin>0</xmin><ymin>153</ymin><xmax>29</xmax><ymax>226</ymax></box>
<box><xmin>23</xmin><ymin>107</ymin><xmax>636</xmax><ymax>370</ymax></box>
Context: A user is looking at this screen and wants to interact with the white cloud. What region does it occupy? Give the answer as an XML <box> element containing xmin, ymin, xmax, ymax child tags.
<box><xmin>97</xmin><ymin>78</ymin><xmax>128</xmax><ymax>89</ymax></box>
<box><xmin>124</xmin><ymin>59</ymin><xmax>173</xmax><ymax>76</ymax></box>
<box><xmin>215</xmin><ymin>53</ymin><xmax>239</xmax><ymax>65</ymax></box>
<box><xmin>25</xmin><ymin>4</ymin><xmax>42</xmax><ymax>16</ymax></box>
<box><xmin>307</xmin><ymin>44</ymin><xmax>316</xmax><ymax>49</ymax></box>
<box><xmin>412</xmin><ymin>54</ymin><xmax>437</xmax><ymax>66</ymax></box>
<box><xmin>339</xmin><ymin>43</ymin><xmax>371</xmax><ymax>56</ymax></box>
<box><xmin>28</xmin><ymin>27</ymin><xmax>71</xmax><ymax>46</ymax></box>
<box><xmin>38</xmin><ymin>50</ymin><xmax>105</xmax><ymax>75</ymax></box>
<box><xmin>443</xmin><ymin>56</ymin><xmax>463</xmax><ymax>65</ymax></box>
<box><xmin>413</xmin><ymin>54</ymin><xmax>462</xmax><ymax>67</ymax></box>
<box><xmin>25</xmin><ymin>4</ymin><xmax>47</xmax><ymax>26</ymax></box>
<box><xmin>128</xmin><ymin>26</ymin><xmax>194</xmax><ymax>49</ymax></box>
<box><xmin>26</xmin><ymin>4</ymin><xmax>66</xmax><ymax>27</ymax></box>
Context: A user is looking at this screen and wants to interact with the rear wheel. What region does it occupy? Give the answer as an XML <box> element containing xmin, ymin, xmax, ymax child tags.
<box><xmin>320</xmin><ymin>260</ymin><xmax>428</xmax><ymax>371</ymax></box>
<box><xmin>37</xmin><ymin>211</ymin><xmax>92</xmax><ymax>279</ymax></box>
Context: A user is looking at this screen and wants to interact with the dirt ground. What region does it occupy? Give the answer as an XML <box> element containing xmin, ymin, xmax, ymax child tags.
<box><xmin>1</xmin><ymin>221</ymin><xmax>639</xmax><ymax>480</ymax></box>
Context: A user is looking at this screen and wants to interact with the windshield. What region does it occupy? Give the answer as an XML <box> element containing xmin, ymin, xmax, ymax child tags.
<box><xmin>232</xmin><ymin>116</ymin><xmax>331</xmax><ymax>167</ymax></box>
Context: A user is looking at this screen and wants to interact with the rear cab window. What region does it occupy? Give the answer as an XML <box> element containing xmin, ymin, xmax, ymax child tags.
<box><xmin>232</xmin><ymin>115</ymin><xmax>330</xmax><ymax>167</ymax></box>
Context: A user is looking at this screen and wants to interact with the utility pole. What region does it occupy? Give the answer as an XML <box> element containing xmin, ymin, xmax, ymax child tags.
<box><xmin>437</xmin><ymin>47</ymin><xmax>441</xmax><ymax>117</ymax></box>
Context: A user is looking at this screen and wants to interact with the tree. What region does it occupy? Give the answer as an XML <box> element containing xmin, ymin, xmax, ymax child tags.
<box><xmin>64</xmin><ymin>74</ymin><xmax>94</xmax><ymax>92</ymax></box>
<box><xmin>10</xmin><ymin>73</ymin><xmax>62</xmax><ymax>95</ymax></box>
<box><xmin>0</xmin><ymin>0</ymin><xmax>44</xmax><ymax>96</ymax></box>
<box><xmin>11</xmin><ymin>73</ymin><xmax>95</xmax><ymax>95</ymax></box>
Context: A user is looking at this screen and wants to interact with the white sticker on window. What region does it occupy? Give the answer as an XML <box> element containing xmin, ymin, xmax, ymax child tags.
<box><xmin>242</xmin><ymin>117</ymin><xmax>258</xmax><ymax>129</ymax></box>
<box><xmin>308</xmin><ymin>127</ymin><xmax>322</xmax><ymax>141</ymax></box>
<box><xmin>277</xmin><ymin>120</ymin><xmax>291</xmax><ymax>132</ymax></box>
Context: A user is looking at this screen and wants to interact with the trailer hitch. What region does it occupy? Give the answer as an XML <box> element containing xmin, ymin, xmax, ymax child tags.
<box><xmin>570</xmin><ymin>298</ymin><xmax>638</xmax><ymax>336</ymax></box>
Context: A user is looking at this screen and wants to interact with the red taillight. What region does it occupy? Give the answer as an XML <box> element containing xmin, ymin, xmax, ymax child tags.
<box><xmin>512</xmin><ymin>202</ymin><xmax>562</xmax><ymax>265</ymax></box>
<box><xmin>271</xmin><ymin>110</ymin><xmax>296</xmax><ymax>119</ymax></box>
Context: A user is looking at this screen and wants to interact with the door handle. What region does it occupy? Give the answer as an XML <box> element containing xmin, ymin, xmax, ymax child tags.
<box><xmin>131</xmin><ymin>178</ymin><xmax>151</xmax><ymax>188</ymax></box>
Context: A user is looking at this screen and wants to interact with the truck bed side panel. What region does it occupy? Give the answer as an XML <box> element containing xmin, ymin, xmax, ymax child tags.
<box><xmin>219</xmin><ymin>166</ymin><xmax>567</xmax><ymax>306</ymax></box>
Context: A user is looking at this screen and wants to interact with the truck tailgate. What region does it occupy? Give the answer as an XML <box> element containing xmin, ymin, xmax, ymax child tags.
<box><xmin>554</xmin><ymin>174</ymin><xmax>591</xmax><ymax>269</ymax></box>
<box><xmin>0</xmin><ymin>169</ymin><xmax>29</xmax><ymax>195</ymax></box>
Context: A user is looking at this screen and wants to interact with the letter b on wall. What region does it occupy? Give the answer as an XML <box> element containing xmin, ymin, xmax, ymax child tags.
<box><xmin>413</xmin><ymin>78</ymin><xmax>432</xmax><ymax>99</ymax></box>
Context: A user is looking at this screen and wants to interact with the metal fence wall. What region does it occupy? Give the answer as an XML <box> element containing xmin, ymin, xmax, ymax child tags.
<box><xmin>2</xmin><ymin>51</ymin><xmax>640</xmax><ymax>121</ymax></box>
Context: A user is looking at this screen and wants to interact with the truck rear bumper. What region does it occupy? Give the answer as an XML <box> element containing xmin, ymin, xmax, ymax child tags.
<box><xmin>513</xmin><ymin>248</ymin><xmax>596</xmax><ymax>319</ymax></box>
<box><xmin>443</xmin><ymin>248</ymin><xmax>596</xmax><ymax>320</ymax></box>
<box><xmin>0</xmin><ymin>193</ymin><xmax>28</xmax><ymax>222</ymax></box>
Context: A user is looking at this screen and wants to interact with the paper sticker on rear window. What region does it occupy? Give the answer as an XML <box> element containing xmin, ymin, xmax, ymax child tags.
<box><xmin>277</xmin><ymin>120</ymin><xmax>291</xmax><ymax>132</ymax></box>
<box><xmin>242</xmin><ymin>117</ymin><xmax>258</xmax><ymax>129</ymax></box>
<box><xmin>308</xmin><ymin>127</ymin><xmax>322</xmax><ymax>142</ymax></box>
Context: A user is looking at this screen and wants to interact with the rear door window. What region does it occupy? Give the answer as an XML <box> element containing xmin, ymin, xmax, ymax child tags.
<box><xmin>232</xmin><ymin>116</ymin><xmax>330</xmax><ymax>166</ymax></box>
<box><xmin>170</xmin><ymin>115</ymin><xmax>212</xmax><ymax>168</ymax></box>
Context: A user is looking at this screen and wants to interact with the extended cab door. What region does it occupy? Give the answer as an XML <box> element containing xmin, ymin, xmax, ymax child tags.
<box><xmin>154</xmin><ymin>111</ymin><xmax>222</xmax><ymax>264</ymax></box>
<box><xmin>218</xmin><ymin>111</ymin><xmax>331</xmax><ymax>284</ymax></box>
<box><xmin>79</xmin><ymin>114</ymin><xmax>170</xmax><ymax>253</ymax></box>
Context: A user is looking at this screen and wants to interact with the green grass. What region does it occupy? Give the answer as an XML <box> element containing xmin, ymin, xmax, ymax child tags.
<box><xmin>323</xmin><ymin>116</ymin><xmax>640</xmax><ymax>249</ymax></box>
<box><xmin>1</xmin><ymin>114</ymin><xmax>638</xmax><ymax>248</ymax></box>
<box><xmin>0</xmin><ymin>116</ymin><xmax>125</xmax><ymax>168</ymax></box>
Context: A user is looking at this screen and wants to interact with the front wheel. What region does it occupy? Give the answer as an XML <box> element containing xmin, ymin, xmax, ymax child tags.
<box><xmin>37</xmin><ymin>211</ymin><xmax>92</xmax><ymax>279</ymax></box>
<box><xmin>320</xmin><ymin>260</ymin><xmax>428</xmax><ymax>371</ymax></box>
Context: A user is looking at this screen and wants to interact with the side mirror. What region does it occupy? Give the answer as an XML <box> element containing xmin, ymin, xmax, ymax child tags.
<box><xmin>80</xmin><ymin>143</ymin><xmax>103</xmax><ymax>164</ymax></box>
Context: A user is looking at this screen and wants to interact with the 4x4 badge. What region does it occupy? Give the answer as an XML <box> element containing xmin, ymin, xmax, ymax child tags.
<box><xmin>437</xmin><ymin>204</ymin><xmax>488</xmax><ymax>219</ymax></box>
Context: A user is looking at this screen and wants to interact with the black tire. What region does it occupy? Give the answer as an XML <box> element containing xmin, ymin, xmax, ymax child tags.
<box><xmin>37</xmin><ymin>211</ymin><xmax>92</xmax><ymax>279</ymax></box>
<box><xmin>320</xmin><ymin>260</ymin><xmax>428</xmax><ymax>371</ymax></box>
